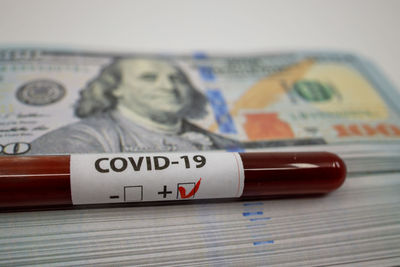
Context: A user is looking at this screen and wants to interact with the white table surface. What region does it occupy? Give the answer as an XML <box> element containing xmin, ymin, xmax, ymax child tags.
<box><xmin>1</xmin><ymin>0</ymin><xmax>399</xmax><ymax>89</ymax></box>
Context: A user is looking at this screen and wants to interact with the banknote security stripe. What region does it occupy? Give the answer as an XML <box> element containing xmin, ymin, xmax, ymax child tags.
<box><xmin>206</xmin><ymin>90</ymin><xmax>238</xmax><ymax>134</ymax></box>
<box><xmin>195</xmin><ymin>52</ymin><xmax>215</xmax><ymax>82</ymax></box>
<box><xmin>0</xmin><ymin>152</ymin><xmax>346</xmax><ymax>208</ymax></box>
<box><xmin>193</xmin><ymin>52</ymin><xmax>208</xmax><ymax>60</ymax></box>
<box><xmin>193</xmin><ymin>52</ymin><xmax>238</xmax><ymax>135</ymax></box>
<box><xmin>198</xmin><ymin>66</ymin><xmax>216</xmax><ymax>81</ymax></box>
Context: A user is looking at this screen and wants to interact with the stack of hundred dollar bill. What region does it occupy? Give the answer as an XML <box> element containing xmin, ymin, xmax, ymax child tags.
<box><xmin>0</xmin><ymin>48</ymin><xmax>399</xmax><ymax>174</ymax></box>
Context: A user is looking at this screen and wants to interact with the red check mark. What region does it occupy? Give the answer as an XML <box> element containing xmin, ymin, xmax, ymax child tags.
<box><xmin>178</xmin><ymin>178</ymin><xmax>201</xmax><ymax>199</ymax></box>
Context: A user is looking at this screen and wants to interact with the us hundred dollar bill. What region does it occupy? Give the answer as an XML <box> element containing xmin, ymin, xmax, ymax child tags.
<box><xmin>0</xmin><ymin>48</ymin><xmax>399</xmax><ymax>156</ymax></box>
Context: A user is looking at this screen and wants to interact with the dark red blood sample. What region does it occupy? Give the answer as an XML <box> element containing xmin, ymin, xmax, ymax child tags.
<box><xmin>0</xmin><ymin>152</ymin><xmax>346</xmax><ymax>209</ymax></box>
<box><xmin>240</xmin><ymin>152</ymin><xmax>346</xmax><ymax>197</ymax></box>
<box><xmin>0</xmin><ymin>155</ymin><xmax>72</xmax><ymax>208</ymax></box>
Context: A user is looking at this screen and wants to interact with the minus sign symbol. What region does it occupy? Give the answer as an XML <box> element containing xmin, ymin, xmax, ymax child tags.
<box><xmin>109</xmin><ymin>195</ymin><xmax>120</xmax><ymax>199</ymax></box>
<box><xmin>171</xmin><ymin>161</ymin><xmax>179</xmax><ymax>164</ymax></box>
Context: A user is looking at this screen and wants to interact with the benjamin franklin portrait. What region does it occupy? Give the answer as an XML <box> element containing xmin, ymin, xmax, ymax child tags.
<box><xmin>29</xmin><ymin>58</ymin><xmax>242</xmax><ymax>154</ymax></box>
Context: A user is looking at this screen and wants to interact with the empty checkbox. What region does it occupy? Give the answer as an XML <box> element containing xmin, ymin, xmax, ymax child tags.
<box><xmin>124</xmin><ymin>186</ymin><xmax>143</xmax><ymax>202</ymax></box>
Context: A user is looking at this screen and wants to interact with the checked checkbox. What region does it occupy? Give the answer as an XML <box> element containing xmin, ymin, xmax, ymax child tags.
<box><xmin>177</xmin><ymin>178</ymin><xmax>202</xmax><ymax>199</ymax></box>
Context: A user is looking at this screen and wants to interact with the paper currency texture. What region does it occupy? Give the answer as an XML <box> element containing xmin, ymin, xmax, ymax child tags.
<box><xmin>0</xmin><ymin>49</ymin><xmax>399</xmax><ymax>155</ymax></box>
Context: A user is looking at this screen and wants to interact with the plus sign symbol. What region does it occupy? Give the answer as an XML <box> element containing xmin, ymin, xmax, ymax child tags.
<box><xmin>158</xmin><ymin>185</ymin><xmax>172</xmax><ymax>198</ymax></box>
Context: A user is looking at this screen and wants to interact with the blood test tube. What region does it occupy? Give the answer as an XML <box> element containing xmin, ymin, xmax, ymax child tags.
<box><xmin>239</xmin><ymin>152</ymin><xmax>346</xmax><ymax>198</ymax></box>
<box><xmin>0</xmin><ymin>152</ymin><xmax>346</xmax><ymax>209</ymax></box>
